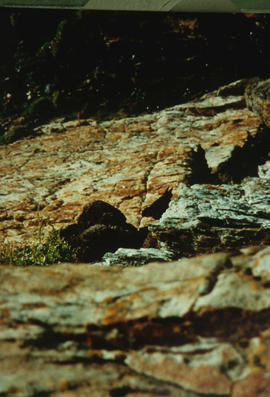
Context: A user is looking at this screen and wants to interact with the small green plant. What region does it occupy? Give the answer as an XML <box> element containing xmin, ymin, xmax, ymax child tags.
<box><xmin>0</xmin><ymin>215</ymin><xmax>76</xmax><ymax>266</ymax></box>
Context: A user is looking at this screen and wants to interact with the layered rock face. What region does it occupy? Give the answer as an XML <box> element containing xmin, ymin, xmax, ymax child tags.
<box><xmin>1</xmin><ymin>247</ymin><xmax>270</xmax><ymax>396</ymax></box>
<box><xmin>0</xmin><ymin>78</ymin><xmax>262</xmax><ymax>244</ymax></box>
<box><xmin>147</xmin><ymin>178</ymin><xmax>270</xmax><ymax>257</ymax></box>
<box><xmin>1</xmin><ymin>78</ymin><xmax>270</xmax><ymax>395</ymax></box>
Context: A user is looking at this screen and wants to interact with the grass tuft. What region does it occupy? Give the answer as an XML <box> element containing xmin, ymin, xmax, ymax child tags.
<box><xmin>0</xmin><ymin>214</ymin><xmax>76</xmax><ymax>266</ymax></box>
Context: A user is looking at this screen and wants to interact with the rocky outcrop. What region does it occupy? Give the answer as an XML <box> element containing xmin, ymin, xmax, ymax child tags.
<box><xmin>0</xmin><ymin>78</ymin><xmax>262</xmax><ymax>245</ymax></box>
<box><xmin>99</xmin><ymin>247</ymin><xmax>176</xmax><ymax>267</ymax></box>
<box><xmin>1</xmin><ymin>247</ymin><xmax>270</xmax><ymax>396</ymax></box>
<box><xmin>245</xmin><ymin>77</ymin><xmax>270</xmax><ymax>128</ymax></box>
<box><xmin>2</xmin><ymin>77</ymin><xmax>270</xmax><ymax>395</ymax></box>
<box><xmin>145</xmin><ymin>177</ymin><xmax>270</xmax><ymax>256</ymax></box>
<box><xmin>61</xmin><ymin>176</ymin><xmax>270</xmax><ymax>262</ymax></box>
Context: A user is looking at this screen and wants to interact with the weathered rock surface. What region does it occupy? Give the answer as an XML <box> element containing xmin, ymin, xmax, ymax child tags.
<box><xmin>1</xmin><ymin>247</ymin><xmax>270</xmax><ymax>396</ymax></box>
<box><xmin>145</xmin><ymin>177</ymin><xmax>270</xmax><ymax>256</ymax></box>
<box><xmin>0</xmin><ymin>78</ymin><xmax>263</xmax><ymax>244</ymax></box>
<box><xmin>245</xmin><ymin>77</ymin><xmax>270</xmax><ymax>128</ymax></box>
<box><xmin>2</xmin><ymin>77</ymin><xmax>270</xmax><ymax>395</ymax></box>
<box><xmin>100</xmin><ymin>247</ymin><xmax>176</xmax><ymax>267</ymax></box>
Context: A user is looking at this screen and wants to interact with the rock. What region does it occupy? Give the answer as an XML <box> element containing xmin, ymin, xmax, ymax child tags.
<box><xmin>146</xmin><ymin>178</ymin><xmax>270</xmax><ymax>256</ymax></box>
<box><xmin>60</xmin><ymin>200</ymin><xmax>147</xmax><ymax>261</ymax></box>
<box><xmin>99</xmin><ymin>247</ymin><xmax>176</xmax><ymax>267</ymax></box>
<box><xmin>0</xmin><ymin>78</ymin><xmax>263</xmax><ymax>243</ymax></box>
<box><xmin>205</xmin><ymin>125</ymin><xmax>270</xmax><ymax>183</ymax></box>
<box><xmin>3</xmin><ymin>77</ymin><xmax>270</xmax><ymax>395</ymax></box>
<box><xmin>245</xmin><ymin>77</ymin><xmax>270</xmax><ymax>128</ymax></box>
<box><xmin>1</xmin><ymin>247</ymin><xmax>270</xmax><ymax>395</ymax></box>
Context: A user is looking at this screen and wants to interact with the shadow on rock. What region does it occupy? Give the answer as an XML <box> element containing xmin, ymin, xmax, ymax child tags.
<box><xmin>60</xmin><ymin>200</ymin><xmax>147</xmax><ymax>262</ymax></box>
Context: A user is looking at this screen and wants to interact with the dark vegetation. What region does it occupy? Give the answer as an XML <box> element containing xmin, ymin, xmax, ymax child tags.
<box><xmin>0</xmin><ymin>9</ymin><xmax>270</xmax><ymax>144</ymax></box>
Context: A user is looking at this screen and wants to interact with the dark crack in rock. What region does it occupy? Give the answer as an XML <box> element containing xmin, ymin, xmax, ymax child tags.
<box><xmin>186</xmin><ymin>145</ymin><xmax>218</xmax><ymax>185</ymax></box>
<box><xmin>142</xmin><ymin>188</ymin><xmax>172</xmax><ymax>219</ymax></box>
